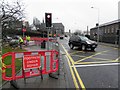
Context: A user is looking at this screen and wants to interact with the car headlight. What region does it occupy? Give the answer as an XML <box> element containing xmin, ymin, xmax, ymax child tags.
<box><xmin>86</xmin><ymin>41</ymin><xmax>91</xmax><ymax>44</ymax></box>
<box><xmin>94</xmin><ymin>41</ymin><xmax>97</xmax><ymax>44</ymax></box>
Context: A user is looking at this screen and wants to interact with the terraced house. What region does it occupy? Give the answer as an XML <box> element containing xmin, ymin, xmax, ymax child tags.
<box><xmin>90</xmin><ymin>19</ymin><xmax>120</xmax><ymax>44</ymax></box>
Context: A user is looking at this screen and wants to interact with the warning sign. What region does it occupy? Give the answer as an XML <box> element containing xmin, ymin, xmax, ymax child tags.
<box><xmin>23</xmin><ymin>55</ymin><xmax>40</xmax><ymax>70</ymax></box>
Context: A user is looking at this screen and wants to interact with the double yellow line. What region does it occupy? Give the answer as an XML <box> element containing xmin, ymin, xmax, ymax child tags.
<box><xmin>61</xmin><ymin>44</ymin><xmax>86</xmax><ymax>90</ymax></box>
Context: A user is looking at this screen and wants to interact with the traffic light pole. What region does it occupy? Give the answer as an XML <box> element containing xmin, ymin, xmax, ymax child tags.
<box><xmin>45</xmin><ymin>13</ymin><xmax>52</xmax><ymax>50</ymax></box>
<box><xmin>47</xmin><ymin>27</ymin><xmax>50</xmax><ymax>50</ymax></box>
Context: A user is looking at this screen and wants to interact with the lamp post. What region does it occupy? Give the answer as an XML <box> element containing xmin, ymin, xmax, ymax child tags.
<box><xmin>54</xmin><ymin>17</ymin><xmax>60</xmax><ymax>37</ymax></box>
<box><xmin>91</xmin><ymin>7</ymin><xmax>100</xmax><ymax>43</ymax></box>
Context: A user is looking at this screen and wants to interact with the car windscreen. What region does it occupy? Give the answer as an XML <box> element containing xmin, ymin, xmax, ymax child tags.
<box><xmin>79</xmin><ymin>36</ymin><xmax>89</xmax><ymax>41</ymax></box>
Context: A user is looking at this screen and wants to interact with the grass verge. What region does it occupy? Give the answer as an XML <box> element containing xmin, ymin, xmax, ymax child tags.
<box><xmin>1</xmin><ymin>46</ymin><xmax>27</xmax><ymax>83</ymax></box>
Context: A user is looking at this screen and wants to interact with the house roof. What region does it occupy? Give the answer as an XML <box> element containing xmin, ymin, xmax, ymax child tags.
<box><xmin>53</xmin><ymin>23</ymin><xmax>64</xmax><ymax>27</ymax></box>
<box><xmin>100</xmin><ymin>19</ymin><xmax>120</xmax><ymax>27</ymax></box>
<box><xmin>40</xmin><ymin>23</ymin><xmax>64</xmax><ymax>28</ymax></box>
<box><xmin>91</xmin><ymin>19</ymin><xmax>120</xmax><ymax>30</ymax></box>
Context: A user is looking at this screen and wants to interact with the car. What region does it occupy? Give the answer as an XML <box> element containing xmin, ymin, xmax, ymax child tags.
<box><xmin>49</xmin><ymin>37</ymin><xmax>57</xmax><ymax>41</ymax></box>
<box><xmin>3</xmin><ymin>36</ymin><xmax>12</xmax><ymax>42</ymax></box>
<box><xmin>59</xmin><ymin>35</ymin><xmax>64</xmax><ymax>39</ymax></box>
<box><xmin>65</xmin><ymin>34</ymin><xmax>68</xmax><ymax>37</ymax></box>
<box><xmin>12</xmin><ymin>35</ymin><xmax>20</xmax><ymax>39</ymax></box>
<box><xmin>9</xmin><ymin>35</ymin><xmax>20</xmax><ymax>48</ymax></box>
<box><xmin>68</xmin><ymin>35</ymin><xmax>98</xmax><ymax>51</ymax></box>
<box><xmin>6</xmin><ymin>36</ymin><xmax>12</xmax><ymax>40</ymax></box>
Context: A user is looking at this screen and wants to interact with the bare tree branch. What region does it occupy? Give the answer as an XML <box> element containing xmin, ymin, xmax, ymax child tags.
<box><xmin>0</xmin><ymin>0</ymin><xmax>25</xmax><ymax>23</ymax></box>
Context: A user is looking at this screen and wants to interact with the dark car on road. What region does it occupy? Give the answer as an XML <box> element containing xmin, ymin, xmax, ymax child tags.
<box><xmin>68</xmin><ymin>35</ymin><xmax>98</xmax><ymax>51</ymax></box>
<box><xmin>65</xmin><ymin>34</ymin><xmax>68</xmax><ymax>37</ymax></box>
<box><xmin>59</xmin><ymin>35</ymin><xmax>64</xmax><ymax>39</ymax></box>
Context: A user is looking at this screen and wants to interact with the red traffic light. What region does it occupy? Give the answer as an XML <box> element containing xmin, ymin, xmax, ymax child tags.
<box><xmin>45</xmin><ymin>13</ymin><xmax>52</xmax><ymax>27</ymax></box>
<box><xmin>47</xmin><ymin>15</ymin><xmax>51</xmax><ymax>18</ymax></box>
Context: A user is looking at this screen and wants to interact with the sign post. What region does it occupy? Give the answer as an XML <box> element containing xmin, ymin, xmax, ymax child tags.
<box><xmin>23</xmin><ymin>54</ymin><xmax>42</xmax><ymax>82</ymax></box>
<box><xmin>22</xmin><ymin>28</ymin><xmax>26</xmax><ymax>38</ymax></box>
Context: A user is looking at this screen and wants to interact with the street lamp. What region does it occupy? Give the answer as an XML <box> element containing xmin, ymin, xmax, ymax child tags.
<box><xmin>91</xmin><ymin>7</ymin><xmax>100</xmax><ymax>43</ymax></box>
<box><xmin>54</xmin><ymin>17</ymin><xmax>60</xmax><ymax>37</ymax></box>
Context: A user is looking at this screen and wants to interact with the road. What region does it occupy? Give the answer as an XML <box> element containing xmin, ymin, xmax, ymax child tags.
<box><xmin>58</xmin><ymin>36</ymin><xmax>119</xmax><ymax>89</ymax></box>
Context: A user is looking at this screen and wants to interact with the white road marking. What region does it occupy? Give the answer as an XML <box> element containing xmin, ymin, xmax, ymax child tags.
<box><xmin>72</xmin><ymin>63</ymin><xmax>120</xmax><ymax>68</ymax></box>
<box><xmin>115</xmin><ymin>57</ymin><xmax>120</xmax><ymax>61</ymax></box>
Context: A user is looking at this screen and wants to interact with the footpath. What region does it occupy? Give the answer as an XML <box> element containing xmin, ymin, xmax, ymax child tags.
<box><xmin>99</xmin><ymin>42</ymin><xmax>119</xmax><ymax>48</ymax></box>
<box><xmin>2</xmin><ymin>41</ymin><xmax>74</xmax><ymax>89</ymax></box>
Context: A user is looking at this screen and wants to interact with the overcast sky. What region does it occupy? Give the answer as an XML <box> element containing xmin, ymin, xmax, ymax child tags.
<box><xmin>23</xmin><ymin>0</ymin><xmax>119</xmax><ymax>32</ymax></box>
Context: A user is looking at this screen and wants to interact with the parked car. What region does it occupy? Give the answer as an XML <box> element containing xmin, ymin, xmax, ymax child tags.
<box><xmin>68</xmin><ymin>35</ymin><xmax>98</xmax><ymax>51</ymax></box>
<box><xmin>3</xmin><ymin>36</ymin><xmax>12</xmax><ymax>42</ymax></box>
<box><xmin>9</xmin><ymin>35</ymin><xmax>20</xmax><ymax>48</ymax></box>
<box><xmin>12</xmin><ymin>35</ymin><xmax>20</xmax><ymax>40</ymax></box>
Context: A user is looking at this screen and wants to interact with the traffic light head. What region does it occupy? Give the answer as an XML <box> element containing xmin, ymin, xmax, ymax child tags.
<box><xmin>45</xmin><ymin>13</ymin><xmax>52</xmax><ymax>27</ymax></box>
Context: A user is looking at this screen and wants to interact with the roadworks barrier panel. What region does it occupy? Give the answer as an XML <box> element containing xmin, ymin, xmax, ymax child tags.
<box><xmin>2</xmin><ymin>50</ymin><xmax>59</xmax><ymax>89</ymax></box>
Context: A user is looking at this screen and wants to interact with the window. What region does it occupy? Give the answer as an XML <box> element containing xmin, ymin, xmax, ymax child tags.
<box><xmin>106</xmin><ymin>26</ymin><xmax>110</xmax><ymax>33</ymax></box>
<box><xmin>114</xmin><ymin>24</ymin><xmax>118</xmax><ymax>33</ymax></box>
<box><xmin>105</xmin><ymin>28</ymin><xmax>106</xmax><ymax>33</ymax></box>
<box><xmin>108</xmin><ymin>29</ymin><xmax>110</xmax><ymax>33</ymax></box>
<box><xmin>111</xmin><ymin>25</ymin><xmax>114</xmax><ymax>33</ymax></box>
<box><xmin>108</xmin><ymin>26</ymin><xmax>111</xmax><ymax>33</ymax></box>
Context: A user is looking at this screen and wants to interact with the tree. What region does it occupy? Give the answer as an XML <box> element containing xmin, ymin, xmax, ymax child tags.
<box><xmin>0</xmin><ymin>0</ymin><xmax>25</xmax><ymax>33</ymax></box>
<box><xmin>74</xmin><ymin>29</ymin><xmax>82</xmax><ymax>35</ymax></box>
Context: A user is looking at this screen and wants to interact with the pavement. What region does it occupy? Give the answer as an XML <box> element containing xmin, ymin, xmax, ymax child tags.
<box><xmin>1</xmin><ymin>40</ymin><xmax>73</xmax><ymax>89</ymax></box>
<box><xmin>99</xmin><ymin>42</ymin><xmax>119</xmax><ymax>48</ymax></box>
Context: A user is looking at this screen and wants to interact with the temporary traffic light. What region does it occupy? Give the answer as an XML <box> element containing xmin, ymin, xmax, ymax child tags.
<box><xmin>45</xmin><ymin>13</ymin><xmax>52</xmax><ymax>27</ymax></box>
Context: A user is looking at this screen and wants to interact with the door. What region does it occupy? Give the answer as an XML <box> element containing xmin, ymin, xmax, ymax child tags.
<box><xmin>73</xmin><ymin>36</ymin><xmax>81</xmax><ymax>46</ymax></box>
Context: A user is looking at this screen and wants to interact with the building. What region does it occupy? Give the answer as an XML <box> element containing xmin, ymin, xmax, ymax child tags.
<box><xmin>83</xmin><ymin>31</ymin><xmax>90</xmax><ymax>35</ymax></box>
<box><xmin>52</xmin><ymin>23</ymin><xmax>64</xmax><ymax>35</ymax></box>
<box><xmin>10</xmin><ymin>20</ymin><xmax>23</xmax><ymax>30</ymax></box>
<box><xmin>118</xmin><ymin>1</ymin><xmax>120</xmax><ymax>46</ymax></box>
<box><xmin>90</xmin><ymin>19</ymin><xmax>120</xmax><ymax>44</ymax></box>
<box><xmin>118</xmin><ymin>1</ymin><xmax>120</xmax><ymax>19</ymax></box>
<box><xmin>39</xmin><ymin>23</ymin><xmax>64</xmax><ymax>36</ymax></box>
<box><xmin>30</xmin><ymin>24</ymin><xmax>37</xmax><ymax>31</ymax></box>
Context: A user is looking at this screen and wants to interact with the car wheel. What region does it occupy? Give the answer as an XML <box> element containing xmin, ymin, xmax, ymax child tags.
<box><xmin>82</xmin><ymin>44</ymin><xmax>86</xmax><ymax>51</ymax></box>
<box><xmin>69</xmin><ymin>43</ymin><xmax>74</xmax><ymax>49</ymax></box>
<box><xmin>91</xmin><ymin>48</ymin><xmax>95</xmax><ymax>51</ymax></box>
